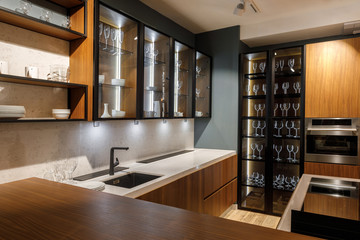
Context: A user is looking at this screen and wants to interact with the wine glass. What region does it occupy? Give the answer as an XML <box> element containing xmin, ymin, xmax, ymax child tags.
<box><xmin>274</xmin><ymin>145</ymin><xmax>282</xmax><ymax>162</ymax></box>
<box><xmin>274</xmin><ymin>83</ymin><xmax>279</xmax><ymax>95</ymax></box>
<box><xmin>154</xmin><ymin>49</ymin><xmax>159</xmax><ymax>61</ymax></box>
<box><xmin>196</xmin><ymin>66</ymin><xmax>201</xmax><ymax>76</ymax></box>
<box><xmin>177</xmin><ymin>81</ymin><xmax>183</xmax><ymax>91</ymax></box>
<box><xmin>259</xmin><ymin>103</ymin><xmax>265</xmax><ymax>117</ymax></box>
<box><xmin>273</xmin><ymin>103</ymin><xmax>278</xmax><ymax>117</ymax></box>
<box><xmin>118</xmin><ymin>30</ymin><xmax>124</xmax><ymax>44</ymax></box>
<box><xmin>292</xmin><ymin>103</ymin><xmax>300</xmax><ymax>116</ymax></box>
<box><xmin>64</xmin><ymin>159</ymin><xmax>78</xmax><ymax>183</ymax></box>
<box><xmin>110</xmin><ymin>28</ymin><xmax>117</xmax><ymax>53</ymax></box>
<box><xmin>259</xmin><ymin>62</ymin><xmax>266</xmax><ymax>73</ymax></box>
<box><xmin>287</xmin><ymin>145</ymin><xmax>294</xmax><ymax>162</ymax></box>
<box><xmin>256</xmin><ymin>144</ymin><xmax>263</xmax><ymax>159</ymax></box>
<box><xmin>259</xmin><ymin>121</ymin><xmax>266</xmax><ymax>137</ymax></box>
<box><xmin>254</xmin><ymin>104</ymin><xmax>260</xmax><ymax>117</ymax></box>
<box><xmin>99</xmin><ymin>22</ymin><xmax>103</xmax><ymax>40</ymax></box>
<box><xmin>274</xmin><ymin>120</ymin><xmax>283</xmax><ymax>137</ymax></box>
<box><xmin>253</xmin><ymin>84</ymin><xmax>259</xmax><ymax>96</ymax></box>
<box><xmin>293</xmin><ymin>146</ymin><xmax>299</xmax><ymax>163</ymax></box>
<box><xmin>288</xmin><ymin>58</ymin><xmax>295</xmax><ymax>72</ymax></box>
<box><xmin>262</xmin><ymin>84</ymin><xmax>266</xmax><ymax>95</ymax></box>
<box><xmin>177</xmin><ymin>60</ymin><xmax>182</xmax><ymax>70</ymax></box>
<box><xmin>282</xmin><ymin>82</ymin><xmax>289</xmax><ymax>94</ymax></box>
<box><xmin>283</xmin><ymin>103</ymin><xmax>290</xmax><ymax>116</ymax></box>
<box><xmin>61</xmin><ymin>17</ymin><xmax>71</xmax><ymax>29</ymax></box>
<box><xmin>275</xmin><ymin>61</ymin><xmax>279</xmax><ymax>72</ymax></box>
<box><xmin>252</xmin><ymin>120</ymin><xmax>259</xmax><ymax>136</ymax></box>
<box><xmin>103</xmin><ymin>25</ymin><xmax>111</xmax><ymax>50</ymax></box>
<box><xmin>250</xmin><ymin>143</ymin><xmax>257</xmax><ymax>159</ymax></box>
<box><xmin>40</xmin><ymin>9</ymin><xmax>53</xmax><ymax>22</ymax></box>
<box><xmin>15</xmin><ymin>0</ymin><xmax>32</xmax><ymax>15</ymax></box>
<box><xmin>279</xmin><ymin>59</ymin><xmax>284</xmax><ymax>71</ymax></box>
<box><xmin>195</xmin><ymin>88</ymin><xmax>201</xmax><ymax>98</ymax></box>
<box><xmin>245</xmin><ymin>85</ymin><xmax>251</xmax><ymax>95</ymax></box>
<box><xmin>285</xmin><ymin>121</ymin><xmax>292</xmax><ymax>137</ymax></box>
<box><xmin>252</xmin><ymin>62</ymin><xmax>257</xmax><ymax>73</ymax></box>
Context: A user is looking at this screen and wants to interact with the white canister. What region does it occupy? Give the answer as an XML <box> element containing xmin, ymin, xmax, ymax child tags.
<box><xmin>25</xmin><ymin>66</ymin><xmax>39</xmax><ymax>78</ymax></box>
<box><xmin>0</xmin><ymin>61</ymin><xmax>9</xmax><ymax>74</ymax></box>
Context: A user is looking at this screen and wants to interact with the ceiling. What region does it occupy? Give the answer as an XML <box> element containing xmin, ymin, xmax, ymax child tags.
<box><xmin>140</xmin><ymin>0</ymin><xmax>360</xmax><ymax>47</ymax></box>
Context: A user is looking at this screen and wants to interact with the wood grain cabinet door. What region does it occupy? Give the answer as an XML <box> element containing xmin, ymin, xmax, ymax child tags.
<box><xmin>305</xmin><ymin>37</ymin><xmax>360</xmax><ymax>118</ymax></box>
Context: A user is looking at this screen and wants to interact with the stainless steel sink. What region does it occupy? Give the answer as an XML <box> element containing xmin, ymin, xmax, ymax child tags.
<box><xmin>104</xmin><ymin>172</ymin><xmax>161</xmax><ymax>189</ymax></box>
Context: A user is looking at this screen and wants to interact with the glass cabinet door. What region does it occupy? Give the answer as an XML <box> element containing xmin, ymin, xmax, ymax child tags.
<box><xmin>143</xmin><ymin>27</ymin><xmax>170</xmax><ymax>118</ymax></box>
<box><xmin>272</xmin><ymin>47</ymin><xmax>302</xmax><ymax>214</ymax></box>
<box><xmin>195</xmin><ymin>52</ymin><xmax>211</xmax><ymax>118</ymax></box>
<box><xmin>174</xmin><ymin>41</ymin><xmax>194</xmax><ymax>118</ymax></box>
<box><xmin>97</xmin><ymin>5</ymin><xmax>138</xmax><ymax>119</ymax></box>
<box><xmin>240</xmin><ymin>51</ymin><xmax>267</xmax><ymax>212</ymax></box>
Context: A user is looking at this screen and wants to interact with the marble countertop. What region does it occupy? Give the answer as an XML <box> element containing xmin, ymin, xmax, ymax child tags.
<box><xmin>78</xmin><ymin>148</ymin><xmax>236</xmax><ymax>198</ymax></box>
<box><xmin>277</xmin><ymin>174</ymin><xmax>360</xmax><ymax>232</ymax></box>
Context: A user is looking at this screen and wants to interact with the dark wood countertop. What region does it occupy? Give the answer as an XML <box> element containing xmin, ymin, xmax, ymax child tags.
<box><xmin>0</xmin><ymin>178</ymin><xmax>320</xmax><ymax>240</ymax></box>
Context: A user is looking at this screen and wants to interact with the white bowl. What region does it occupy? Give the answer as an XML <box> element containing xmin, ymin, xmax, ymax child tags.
<box><xmin>0</xmin><ymin>105</ymin><xmax>25</xmax><ymax>113</ymax></box>
<box><xmin>112</xmin><ymin>110</ymin><xmax>126</xmax><ymax>118</ymax></box>
<box><xmin>52</xmin><ymin>109</ymin><xmax>70</xmax><ymax>114</ymax></box>
<box><xmin>111</xmin><ymin>78</ymin><xmax>125</xmax><ymax>86</ymax></box>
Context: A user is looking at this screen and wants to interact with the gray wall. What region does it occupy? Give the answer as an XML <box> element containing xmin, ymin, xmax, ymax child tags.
<box><xmin>194</xmin><ymin>26</ymin><xmax>240</xmax><ymax>150</ymax></box>
<box><xmin>100</xmin><ymin>0</ymin><xmax>195</xmax><ymax>47</ymax></box>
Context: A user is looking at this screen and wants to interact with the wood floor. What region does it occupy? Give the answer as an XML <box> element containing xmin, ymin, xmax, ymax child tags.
<box><xmin>222</xmin><ymin>208</ymin><xmax>281</xmax><ymax>229</ymax></box>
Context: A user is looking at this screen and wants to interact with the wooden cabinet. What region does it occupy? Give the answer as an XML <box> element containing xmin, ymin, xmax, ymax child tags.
<box><xmin>305</xmin><ymin>37</ymin><xmax>360</xmax><ymax>118</ymax></box>
<box><xmin>304</xmin><ymin>162</ymin><xmax>360</xmax><ymax>179</ymax></box>
<box><xmin>137</xmin><ymin>155</ymin><xmax>237</xmax><ymax>216</ymax></box>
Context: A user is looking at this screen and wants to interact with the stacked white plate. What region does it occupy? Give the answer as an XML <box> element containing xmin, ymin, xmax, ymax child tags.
<box><xmin>0</xmin><ymin>105</ymin><xmax>25</xmax><ymax>119</ymax></box>
<box><xmin>76</xmin><ymin>181</ymin><xmax>106</xmax><ymax>191</ymax></box>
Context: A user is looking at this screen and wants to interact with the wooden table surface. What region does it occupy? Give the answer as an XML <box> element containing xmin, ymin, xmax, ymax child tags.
<box><xmin>0</xmin><ymin>178</ymin><xmax>321</xmax><ymax>240</ymax></box>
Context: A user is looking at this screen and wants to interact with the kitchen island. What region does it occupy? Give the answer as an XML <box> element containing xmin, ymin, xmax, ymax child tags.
<box><xmin>0</xmin><ymin>178</ymin><xmax>320</xmax><ymax>240</ymax></box>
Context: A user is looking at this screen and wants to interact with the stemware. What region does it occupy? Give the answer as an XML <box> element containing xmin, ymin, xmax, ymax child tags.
<box><xmin>294</xmin><ymin>121</ymin><xmax>300</xmax><ymax>138</ymax></box>
<box><xmin>118</xmin><ymin>30</ymin><xmax>124</xmax><ymax>44</ymax></box>
<box><xmin>262</xmin><ymin>84</ymin><xmax>266</xmax><ymax>95</ymax></box>
<box><xmin>288</xmin><ymin>58</ymin><xmax>295</xmax><ymax>72</ymax></box>
<box><xmin>103</xmin><ymin>25</ymin><xmax>111</xmax><ymax>50</ymax></box>
<box><xmin>61</xmin><ymin>17</ymin><xmax>71</xmax><ymax>29</ymax></box>
<box><xmin>293</xmin><ymin>146</ymin><xmax>299</xmax><ymax>163</ymax></box>
<box><xmin>154</xmin><ymin>49</ymin><xmax>159</xmax><ymax>61</ymax></box>
<box><xmin>110</xmin><ymin>28</ymin><xmax>118</xmax><ymax>53</ymax></box>
<box><xmin>252</xmin><ymin>62</ymin><xmax>258</xmax><ymax>73</ymax></box>
<box><xmin>279</xmin><ymin>59</ymin><xmax>284</xmax><ymax>71</ymax></box>
<box><xmin>144</xmin><ymin>46</ymin><xmax>150</xmax><ymax>58</ymax></box>
<box><xmin>195</xmin><ymin>88</ymin><xmax>201</xmax><ymax>98</ymax></box>
<box><xmin>274</xmin><ymin>103</ymin><xmax>279</xmax><ymax>116</ymax></box>
<box><xmin>253</xmin><ymin>84</ymin><xmax>259</xmax><ymax>96</ymax></box>
<box><xmin>259</xmin><ymin>121</ymin><xmax>266</xmax><ymax>137</ymax></box>
<box><xmin>283</xmin><ymin>103</ymin><xmax>290</xmax><ymax>116</ymax></box>
<box><xmin>254</xmin><ymin>104</ymin><xmax>260</xmax><ymax>117</ymax></box>
<box><xmin>286</xmin><ymin>145</ymin><xmax>294</xmax><ymax>162</ymax></box>
<box><xmin>275</xmin><ymin>61</ymin><xmax>279</xmax><ymax>72</ymax></box>
<box><xmin>259</xmin><ymin>103</ymin><xmax>265</xmax><ymax>117</ymax></box>
<box><xmin>274</xmin><ymin>120</ymin><xmax>283</xmax><ymax>137</ymax></box>
<box><xmin>280</xmin><ymin>103</ymin><xmax>285</xmax><ymax>116</ymax></box>
<box><xmin>256</xmin><ymin>144</ymin><xmax>263</xmax><ymax>159</ymax></box>
<box><xmin>252</xmin><ymin>121</ymin><xmax>259</xmax><ymax>136</ymax></box>
<box><xmin>177</xmin><ymin>80</ymin><xmax>183</xmax><ymax>91</ymax></box>
<box><xmin>40</xmin><ymin>9</ymin><xmax>53</xmax><ymax>22</ymax></box>
<box><xmin>285</xmin><ymin>121</ymin><xmax>292</xmax><ymax>137</ymax></box>
<box><xmin>292</xmin><ymin>103</ymin><xmax>300</xmax><ymax>116</ymax></box>
<box><xmin>274</xmin><ymin>83</ymin><xmax>279</xmax><ymax>95</ymax></box>
<box><xmin>259</xmin><ymin>62</ymin><xmax>266</xmax><ymax>73</ymax></box>
<box><xmin>250</xmin><ymin>143</ymin><xmax>257</xmax><ymax>159</ymax></box>
<box><xmin>64</xmin><ymin>159</ymin><xmax>78</xmax><ymax>183</ymax></box>
<box><xmin>274</xmin><ymin>145</ymin><xmax>282</xmax><ymax>162</ymax></box>
<box><xmin>245</xmin><ymin>84</ymin><xmax>251</xmax><ymax>95</ymax></box>
<box><xmin>15</xmin><ymin>0</ymin><xmax>32</xmax><ymax>15</ymax></box>
<box><xmin>295</xmin><ymin>81</ymin><xmax>301</xmax><ymax>93</ymax></box>
<box><xmin>99</xmin><ymin>22</ymin><xmax>103</xmax><ymax>39</ymax></box>
<box><xmin>196</xmin><ymin>66</ymin><xmax>201</xmax><ymax>76</ymax></box>
<box><xmin>282</xmin><ymin>82</ymin><xmax>289</xmax><ymax>94</ymax></box>
<box><xmin>177</xmin><ymin>60</ymin><xmax>182</xmax><ymax>70</ymax></box>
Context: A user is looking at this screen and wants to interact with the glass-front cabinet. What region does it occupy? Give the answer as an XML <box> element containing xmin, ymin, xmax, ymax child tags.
<box><xmin>195</xmin><ymin>52</ymin><xmax>211</xmax><ymax>118</ymax></box>
<box><xmin>173</xmin><ymin>41</ymin><xmax>194</xmax><ymax>118</ymax></box>
<box><xmin>96</xmin><ymin>4</ymin><xmax>138</xmax><ymax>119</ymax></box>
<box><xmin>240</xmin><ymin>51</ymin><xmax>268</xmax><ymax>212</ymax></box>
<box><xmin>143</xmin><ymin>27</ymin><xmax>170</xmax><ymax>118</ymax></box>
<box><xmin>239</xmin><ymin>47</ymin><xmax>304</xmax><ymax>215</ymax></box>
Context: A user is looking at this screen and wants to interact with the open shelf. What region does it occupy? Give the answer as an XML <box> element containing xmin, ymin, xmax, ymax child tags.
<box><xmin>242</xmin><ymin>136</ymin><xmax>266</xmax><ymax>139</ymax></box>
<box><xmin>99</xmin><ymin>42</ymin><xmax>133</xmax><ymax>55</ymax></box>
<box><xmin>144</xmin><ymin>57</ymin><xmax>166</xmax><ymax>66</ymax></box>
<box><xmin>241</xmin><ymin>158</ymin><xmax>265</xmax><ymax>162</ymax></box>
<box><xmin>0</xmin><ymin>74</ymin><xmax>87</xmax><ymax>88</ymax></box>
<box><xmin>243</xmin><ymin>95</ymin><xmax>266</xmax><ymax>99</ymax></box>
<box><xmin>274</xmin><ymin>93</ymin><xmax>301</xmax><ymax>99</ymax></box>
<box><xmin>99</xmin><ymin>83</ymin><xmax>132</xmax><ymax>89</ymax></box>
<box><xmin>275</xmin><ymin>72</ymin><xmax>301</xmax><ymax>78</ymax></box>
<box><xmin>0</xmin><ymin>6</ymin><xmax>85</xmax><ymax>41</ymax></box>
<box><xmin>243</xmin><ymin>116</ymin><xmax>266</xmax><ymax>120</ymax></box>
<box><xmin>273</xmin><ymin>160</ymin><xmax>300</xmax><ymax>165</ymax></box>
<box><xmin>244</xmin><ymin>73</ymin><xmax>266</xmax><ymax>80</ymax></box>
<box><xmin>272</xmin><ymin>116</ymin><xmax>301</xmax><ymax>120</ymax></box>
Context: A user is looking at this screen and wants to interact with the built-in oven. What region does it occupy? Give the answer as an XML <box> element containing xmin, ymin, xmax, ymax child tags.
<box><xmin>305</xmin><ymin>118</ymin><xmax>360</xmax><ymax>165</ymax></box>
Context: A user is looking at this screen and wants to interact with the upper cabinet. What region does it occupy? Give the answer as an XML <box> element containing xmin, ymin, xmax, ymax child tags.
<box><xmin>95</xmin><ymin>4</ymin><xmax>138</xmax><ymax>119</ymax></box>
<box><xmin>173</xmin><ymin>41</ymin><xmax>194</xmax><ymax>118</ymax></box>
<box><xmin>143</xmin><ymin>27</ymin><xmax>170</xmax><ymax>119</ymax></box>
<box><xmin>195</xmin><ymin>52</ymin><xmax>211</xmax><ymax>118</ymax></box>
<box><xmin>305</xmin><ymin>37</ymin><xmax>360</xmax><ymax>118</ymax></box>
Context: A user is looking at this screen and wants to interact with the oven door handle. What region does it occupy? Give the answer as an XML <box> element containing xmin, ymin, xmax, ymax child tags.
<box><xmin>307</xmin><ymin>128</ymin><xmax>357</xmax><ymax>132</ymax></box>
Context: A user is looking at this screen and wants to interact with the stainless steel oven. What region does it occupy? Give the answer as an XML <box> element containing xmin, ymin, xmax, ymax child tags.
<box><xmin>305</xmin><ymin>118</ymin><xmax>360</xmax><ymax>165</ymax></box>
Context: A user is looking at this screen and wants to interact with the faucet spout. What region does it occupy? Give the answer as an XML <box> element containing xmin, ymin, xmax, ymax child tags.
<box><xmin>109</xmin><ymin>147</ymin><xmax>129</xmax><ymax>175</ymax></box>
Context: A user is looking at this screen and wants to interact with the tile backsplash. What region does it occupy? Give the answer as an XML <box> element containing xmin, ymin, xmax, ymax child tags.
<box><xmin>0</xmin><ymin>119</ymin><xmax>194</xmax><ymax>184</ymax></box>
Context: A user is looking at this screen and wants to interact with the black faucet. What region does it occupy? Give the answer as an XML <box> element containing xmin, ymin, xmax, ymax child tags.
<box><xmin>109</xmin><ymin>147</ymin><xmax>129</xmax><ymax>175</ymax></box>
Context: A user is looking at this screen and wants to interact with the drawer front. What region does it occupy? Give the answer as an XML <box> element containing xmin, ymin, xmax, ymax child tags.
<box><xmin>203</xmin><ymin>155</ymin><xmax>237</xmax><ymax>198</ymax></box>
<box><xmin>304</xmin><ymin>162</ymin><xmax>360</xmax><ymax>179</ymax></box>
<box><xmin>203</xmin><ymin>179</ymin><xmax>237</xmax><ymax>217</ymax></box>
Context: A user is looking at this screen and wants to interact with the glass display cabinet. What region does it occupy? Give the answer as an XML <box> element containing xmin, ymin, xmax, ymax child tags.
<box><xmin>143</xmin><ymin>27</ymin><xmax>170</xmax><ymax>118</ymax></box>
<box><xmin>173</xmin><ymin>41</ymin><xmax>194</xmax><ymax>118</ymax></box>
<box><xmin>271</xmin><ymin>47</ymin><xmax>303</xmax><ymax>214</ymax></box>
<box><xmin>195</xmin><ymin>52</ymin><xmax>211</xmax><ymax>118</ymax></box>
<box><xmin>240</xmin><ymin>51</ymin><xmax>268</xmax><ymax>212</ymax></box>
<box><xmin>239</xmin><ymin>47</ymin><xmax>304</xmax><ymax>215</ymax></box>
<box><xmin>96</xmin><ymin>4</ymin><xmax>138</xmax><ymax>119</ymax></box>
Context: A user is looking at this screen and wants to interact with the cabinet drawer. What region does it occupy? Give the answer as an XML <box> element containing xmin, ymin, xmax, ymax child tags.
<box><xmin>203</xmin><ymin>155</ymin><xmax>237</xmax><ymax>198</ymax></box>
<box><xmin>203</xmin><ymin>178</ymin><xmax>237</xmax><ymax>217</ymax></box>
<box><xmin>304</xmin><ymin>162</ymin><xmax>360</xmax><ymax>179</ymax></box>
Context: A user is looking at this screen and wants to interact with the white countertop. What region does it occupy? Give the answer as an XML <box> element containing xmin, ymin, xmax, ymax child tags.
<box><xmin>79</xmin><ymin>148</ymin><xmax>236</xmax><ymax>198</ymax></box>
<box><xmin>277</xmin><ymin>173</ymin><xmax>360</xmax><ymax>232</ymax></box>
